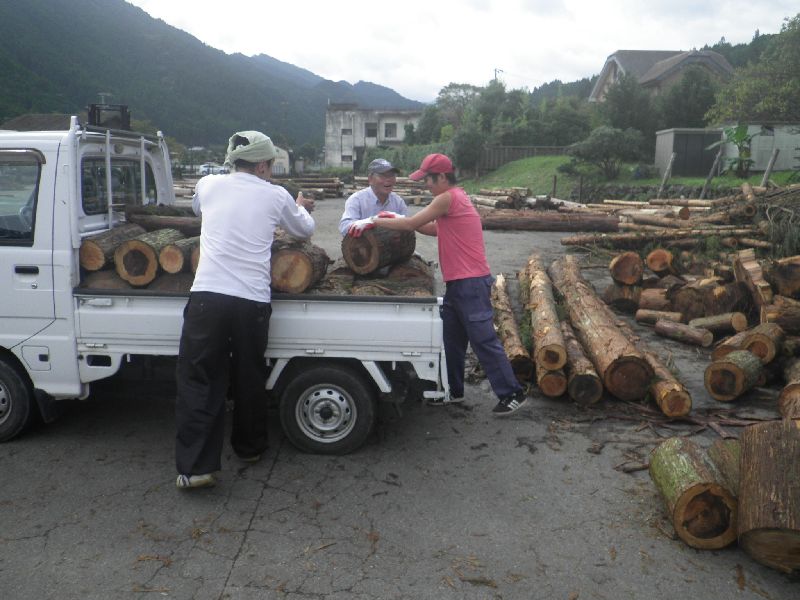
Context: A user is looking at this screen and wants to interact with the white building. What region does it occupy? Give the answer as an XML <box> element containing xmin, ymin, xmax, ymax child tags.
<box><xmin>324</xmin><ymin>103</ymin><xmax>422</xmax><ymax>170</ymax></box>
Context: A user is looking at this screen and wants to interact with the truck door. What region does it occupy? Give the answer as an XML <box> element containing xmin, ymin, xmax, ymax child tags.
<box><xmin>0</xmin><ymin>149</ymin><xmax>55</xmax><ymax>348</ymax></box>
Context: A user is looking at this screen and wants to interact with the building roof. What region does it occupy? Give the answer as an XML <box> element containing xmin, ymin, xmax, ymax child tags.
<box><xmin>639</xmin><ymin>50</ymin><xmax>733</xmax><ymax>85</ymax></box>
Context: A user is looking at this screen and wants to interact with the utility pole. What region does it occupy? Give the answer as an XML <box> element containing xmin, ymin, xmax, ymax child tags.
<box><xmin>493</xmin><ymin>68</ymin><xmax>504</xmax><ymax>81</ymax></box>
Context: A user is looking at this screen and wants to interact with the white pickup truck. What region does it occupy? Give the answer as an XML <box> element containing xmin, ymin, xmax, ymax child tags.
<box><xmin>0</xmin><ymin>115</ymin><xmax>449</xmax><ymax>454</ymax></box>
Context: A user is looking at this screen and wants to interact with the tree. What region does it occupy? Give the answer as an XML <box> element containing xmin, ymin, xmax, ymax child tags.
<box><xmin>707</xmin><ymin>13</ymin><xmax>800</xmax><ymax>123</ymax></box>
<box><xmin>656</xmin><ymin>66</ymin><xmax>719</xmax><ymax>128</ymax></box>
<box><xmin>415</xmin><ymin>105</ymin><xmax>442</xmax><ymax>144</ymax></box>
<box><xmin>706</xmin><ymin>124</ymin><xmax>757</xmax><ymax>178</ymax></box>
<box><xmin>568</xmin><ymin>126</ymin><xmax>644</xmax><ymax>180</ymax></box>
<box><xmin>452</xmin><ymin>117</ymin><xmax>485</xmax><ymax>173</ymax></box>
<box><xmin>601</xmin><ymin>73</ymin><xmax>657</xmax><ymax>137</ymax></box>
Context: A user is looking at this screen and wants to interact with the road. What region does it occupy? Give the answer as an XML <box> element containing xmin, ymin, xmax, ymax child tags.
<box><xmin>0</xmin><ymin>192</ymin><xmax>795</xmax><ymax>599</ymax></box>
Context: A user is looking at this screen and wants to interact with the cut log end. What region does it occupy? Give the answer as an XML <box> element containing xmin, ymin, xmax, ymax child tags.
<box><xmin>778</xmin><ymin>385</ymin><xmax>800</xmax><ymax>418</ymax></box>
<box><xmin>537</xmin><ymin>344</ymin><xmax>567</xmax><ymax>372</ymax></box>
<box><xmin>654</xmin><ymin>384</ymin><xmax>692</xmax><ymax>417</ymax></box>
<box><xmin>538</xmin><ymin>369</ymin><xmax>567</xmax><ymax>398</ymax></box>
<box><xmin>673</xmin><ymin>482</ymin><xmax>737</xmax><ymax>550</ymax></box>
<box><xmin>567</xmin><ymin>374</ymin><xmax>604</xmax><ymax>406</ymax></box>
<box><xmin>603</xmin><ymin>356</ymin><xmax>653</xmax><ymax>400</ymax></box>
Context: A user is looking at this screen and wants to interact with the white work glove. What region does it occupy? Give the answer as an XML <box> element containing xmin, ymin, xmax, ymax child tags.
<box><xmin>347</xmin><ymin>216</ymin><xmax>375</xmax><ymax>238</ymax></box>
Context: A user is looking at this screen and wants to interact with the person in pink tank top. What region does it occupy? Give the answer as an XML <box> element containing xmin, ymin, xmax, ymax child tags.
<box><xmin>359</xmin><ymin>153</ymin><xmax>527</xmax><ymax>416</ymax></box>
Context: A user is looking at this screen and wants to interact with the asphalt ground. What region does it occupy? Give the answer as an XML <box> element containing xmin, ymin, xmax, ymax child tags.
<box><xmin>0</xmin><ymin>193</ymin><xmax>796</xmax><ymax>599</ymax></box>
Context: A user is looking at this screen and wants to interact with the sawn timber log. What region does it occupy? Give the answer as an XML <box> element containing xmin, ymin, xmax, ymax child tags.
<box><xmin>341</xmin><ymin>229</ymin><xmax>416</xmax><ymax>275</ymax></box>
<box><xmin>79</xmin><ymin>223</ymin><xmax>147</xmax><ymax>271</ymax></box>
<box><xmin>559</xmin><ymin>321</ymin><xmax>603</xmax><ymax>405</ymax></box>
<box><xmin>271</xmin><ymin>232</ymin><xmax>331</xmax><ymax>294</ymax></box>
<box><xmin>114</xmin><ymin>228</ymin><xmax>185</xmax><ymax>286</ymax></box>
<box><xmin>548</xmin><ymin>255</ymin><xmax>653</xmax><ymax>400</ymax></box>
<box><xmin>490</xmin><ymin>273</ymin><xmax>533</xmax><ymax>382</ymax></box>
<box><xmin>522</xmin><ymin>253</ymin><xmax>566</xmax><ymax>371</ymax></box>
<box><xmin>480</xmin><ymin>210</ymin><xmax>619</xmax><ymax>232</ymax></box>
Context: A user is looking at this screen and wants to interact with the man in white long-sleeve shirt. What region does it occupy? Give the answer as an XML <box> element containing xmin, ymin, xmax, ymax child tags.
<box><xmin>338</xmin><ymin>158</ymin><xmax>407</xmax><ymax>237</ymax></box>
<box><xmin>175</xmin><ymin>130</ymin><xmax>315</xmax><ymax>489</ymax></box>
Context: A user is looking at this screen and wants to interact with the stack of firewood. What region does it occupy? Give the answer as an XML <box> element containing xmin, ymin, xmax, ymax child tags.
<box><xmin>273</xmin><ymin>176</ymin><xmax>346</xmax><ymax>198</ymax></box>
<box><xmin>351</xmin><ymin>176</ymin><xmax>432</xmax><ymax>205</ymax></box>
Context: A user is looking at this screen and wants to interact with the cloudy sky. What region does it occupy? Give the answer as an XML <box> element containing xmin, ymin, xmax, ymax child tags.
<box><xmin>126</xmin><ymin>0</ymin><xmax>796</xmax><ymax>102</ymax></box>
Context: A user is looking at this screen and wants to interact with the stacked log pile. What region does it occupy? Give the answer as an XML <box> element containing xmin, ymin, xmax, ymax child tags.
<box><xmin>273</xmin><ymin>176</ymin><xmax>345</xmax><ymax>198</ymax></box>
<box><xmin>352</xmin><ymin>176</ymin><xmax>431</xmax><ymax>205</ymax></box>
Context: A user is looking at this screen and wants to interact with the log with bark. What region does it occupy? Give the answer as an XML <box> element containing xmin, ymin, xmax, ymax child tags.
<box><xmin>548</xmin><ymin>255</ymin><xmax>653</xmax><ymax>400</ymax></box>
<box><xmin>158</xmin><ymin>236</ymin><xmax>200</xmax><ymax>274</ymax></box>
<box><xmin>79</xmin><ymin>269</ymin><xmax>133</xmax><ymax>290</ymax></box>
<box><xmin>559</xmin><ymin>321</ymin><xmax>603</xmax><ymax>405</ymax></box>
<box><xmin>125</xmin><ymin>213</ymin><xmax>202</xmax><ymax>237</ymax></box>
<box><xmin>490</xmin><ymin>273</ymin><xmax>534</xmax><ymax>382</ymax></box>
<box><xmin>741</xmin><ymin>322</ymin><xmax>785</xmax><ymax>364</ymax></box>
<box><xmin>763</xmin><ymin>255</ymin><xmax>800</xmax><ymax>299</ymax></box>
<box><xmin>738</xmin><ymin>419</ymin><xmax>800</xmax><ymax>575</ymax></box>
<box><xmin>687</xmin><ymin>312</ymin><xmax>748</xmax><ymax>336</ymax></box>
<box><xmin>778</xmin><ymin>357</ymin><xmax>800</xmax><ymax>418</ymax></box>
<box><xmin>146</xmin><ymin>272</ymin><xmax>195</xmax><ymax>293</ymax></box>
<box><xmin>646</xmin><ymin>248</ymin><xmax>678</xmax><ymax>277</ymax></box>
<box><xmin>707</xmin><ymin>438</ymin><xmax>740</xmax><ymax>496</ymax></box>
<box><xmin>609</xmin><ymin>251</ymin><xmax>644</xmax><ymax>285</ymax></box>
<box><xmin>481</xmin><ymin>210</ymin><xmax>619</xmax><ymax>232</ymax></box>
<box><xmin>649</xmin><ymin>437</ymin><xmax>737</xmax><ymax>549</ymax></box>
<box><xmin>734</xmin><ymin>248</ymin><xmax>774</xmax><ymax>307</ymax></box>
<box><xmin>711</xmin><ymin>330</ymin><xmax>750</xmax><ymax>361</ymax></box>
<box><xmin>654</xmin><ymin>319</ymin><xmax>713</xmax><ymax>347</ymax></box>
<box><xmin>668</xmin><ymin>279</ymin><xmax>750</xmax><ymax>323</ymax></box>
<box><xmin>561</xmin><ymin>228</ymin><xmax>759</xmax><ymax>249</ymax></box>
<box><xmin>638</xmin><ymin>288</ymin><xmax>671</xmax><ymax>311</ymax></box>
<box><xmin>272</xmin><ymin>232</ymin><xmax>332</xmax><ymax>293</ymax></box>
<box><xmin>522</xmin><ymin>253</ymin><xmax>567</xmax><ymax>371</ymax></box>
<box><xmin>704</xmin><ymin>350</ymin><xmax>763</xmax><ymax>401</ymax></box>
<box><xmin>114</xmin><ymin>228</ymin><xmax>185</xmax><ymax>286</ymax></box>
<box><xmin>536</xmin><ymin>364</ymin><xmax>568</xmax><ymax>398</ymax></box>
<box><xmin>602</xmin><ymin>283</ymin><xmax>641</xmax><ymax>313</ymax></box>
<box><xmin>341</xmin><ymin>229</ymin><xmax>416</xmax><ymax>275</ymax></box>
<box><xmin>760</xmin><ymin>295</ymin><xmax>800</xmax><ymax>335</ymax></box>
<box><xmin>79</xmin><ymin>223</ymin><xmax>147</xmax><ymax>271</ymax></box>
<box><xmin>635</xmin><ymin>309</ymin><xmax>683</xmax><ymax>325</ymax></box>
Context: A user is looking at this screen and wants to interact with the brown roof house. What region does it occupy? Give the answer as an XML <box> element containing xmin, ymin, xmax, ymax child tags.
<box><xmin>589</xmin><ymin>50</ymin><xmax>733</xmax><ymax>102</ymax></box>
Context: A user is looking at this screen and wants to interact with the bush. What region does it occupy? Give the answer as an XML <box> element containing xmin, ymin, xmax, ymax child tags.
<box><xmin>568</xmin><ymin>127</ymin><xmax>645</xmax><ymax>180</ymax></box>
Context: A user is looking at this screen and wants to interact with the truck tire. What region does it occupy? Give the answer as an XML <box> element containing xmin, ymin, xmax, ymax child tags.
<box><xmin>0</xmin><ymin>359</ymin><xmax>34</xmax><ymax>442</ymax></box>
<box><xmin>279</xmin><ymin>364</ymin><xmax>376</xmax><ymax>455</ymax></box>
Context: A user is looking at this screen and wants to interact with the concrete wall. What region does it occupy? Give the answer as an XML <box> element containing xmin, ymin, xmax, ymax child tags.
<box><xmin>722</xmin><ymin>124</ymin><xmax>800</xmax><ymax>171</ymax></box>
<box><xmin>324</xmin><ymin>107</ymin><xmax>422</xmax><ymax>169</ymax></box>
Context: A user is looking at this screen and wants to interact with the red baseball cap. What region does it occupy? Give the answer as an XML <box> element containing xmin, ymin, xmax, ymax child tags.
<box><xmin>409</xmin><ymin>153</ymin><xmax>454</xmax><ymax>181</ymax></box>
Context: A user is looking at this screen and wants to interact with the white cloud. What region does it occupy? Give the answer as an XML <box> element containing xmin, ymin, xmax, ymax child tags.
<box><xmin>125</xmin><ymin>0</ymin><xmax>796</xmax><ymax>101</ymax></box>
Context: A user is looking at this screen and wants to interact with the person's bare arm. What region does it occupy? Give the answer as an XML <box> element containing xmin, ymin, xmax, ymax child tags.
<box><xmin>373</xmin><ymin>192</ymin><xmax>450</xmax><ymax>233</ymax></box>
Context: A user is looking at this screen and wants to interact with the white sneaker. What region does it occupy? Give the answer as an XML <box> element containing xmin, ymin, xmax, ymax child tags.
<box><xmin>176</xmin><ymin>473</ymin><xmax>216</xmax><ymax>489</ymax></box>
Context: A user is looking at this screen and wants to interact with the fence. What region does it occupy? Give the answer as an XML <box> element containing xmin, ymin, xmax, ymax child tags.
<box><xmin>478</xmin><ymin>145</ymin><xmax>567</xmax><ymax>173</ymax></box>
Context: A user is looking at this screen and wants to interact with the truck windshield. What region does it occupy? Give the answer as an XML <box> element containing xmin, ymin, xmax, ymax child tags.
<box><xmin>81</xmin><ymin>158</ymin><xmax>157</xmax><ymax>215</ymax></box>
<box><xmin>0</xmin><ymin>154</ymin><xmax>40</xmax><ymax>244</ymax></box>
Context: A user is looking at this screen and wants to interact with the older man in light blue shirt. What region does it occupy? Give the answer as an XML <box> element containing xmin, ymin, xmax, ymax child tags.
<box><xmin>339</xmin><ymin>158</ymin><xmax>408</xmax><ymax>236</ymax></box>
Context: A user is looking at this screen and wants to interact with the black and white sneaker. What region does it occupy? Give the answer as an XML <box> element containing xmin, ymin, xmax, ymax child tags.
<box><xmin>492</xmin><ymin>390</ymin><xmax>528</xmax><ymax>416</ymax></box>
<box><xmin>176</xmin><ymin>473</ymin><xmax>216</xmax><ymax>489</ymax></box>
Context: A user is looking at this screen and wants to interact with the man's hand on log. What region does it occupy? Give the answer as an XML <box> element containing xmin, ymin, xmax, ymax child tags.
<box><xmin>296</xmin><ymin>191</ymin><xmax>315</xmax><ymax>212</ymax></box>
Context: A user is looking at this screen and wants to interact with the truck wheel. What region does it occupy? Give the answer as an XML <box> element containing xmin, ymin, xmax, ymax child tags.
<box><xmin>0</xmin><ymin>360</ymin><xmax>34</xmax><ymax>442</ymax></box>
<box><xmin>279</xmin><ymin>365</ymin><xmax>376</xmax><ymax>455</ymax></box>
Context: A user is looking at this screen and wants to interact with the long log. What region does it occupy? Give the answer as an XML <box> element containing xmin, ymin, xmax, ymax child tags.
<box><xmin>559</xmin><ymin>321</ymin><xmax>603</xmax><ymax>405</ymax></box>
<box><xmin>79</xmin><ymin>223</ymin><xmax>147</xmax><ymax>271</ymax></box>
<box><xmin>272</xmin><ymin>233</ymin><xmax>332</xmax><ymax>293</ymax></box>
<box><xmin>341</xmin><ymin>229</ymin><xmax>416</xmax><ymax>275</ymax></box>
<box><xmin>548</xmin><ymin>256</ymin><xmax>653</xmax><ymax>400</ymax></box>
<box><xmin>561</xmin><ymin>228</ymin><xmax>759</xmax><ymax>248</ymax></box>
<box><xmin>688</xmin><ymin>313</ymin><xmax>748</xmax><ymax>336</ymax></box>
<box><xmin>741</xmin><ymin>322</ymin><xmax>785</xmax><ymax>364</ymax></box>
<box><xmin>114</xmin><ymin>228</ymin><xmax>185</xmax><ymax>286</ymax></box>
<box><xmin>126</xmin><ymin>213</ymin><xmax>202</xmax><ymax>236</ymax></box>
<box><xmin>649</xmin><ymin>437</ymin><xmax>737</xmax><ymax>549</ymax></box>
<box><xmin>704</xmin><ymin>350</ymin><xmax>762</xmax><ymax>401</ymax></box>
<box><xmin>635</xmin><ymin>309</ymin><xmax>683</xmax><ymax>326</ymax></box>
<box><xmin>522</xmin><ymin>253</ymin><xmax>566</xmax><ymax>371</ymax></box>
<box><xmin>779</xmin><ymin>358</ymin><xmax>800</xmax><ymax>418</ymax></box>
<box><xmin>158</xmin><ymin>236</ymin><xmax>200</xmax><ymax>274</ymax></box>
<box><xmin>481</xmin><ymin>210</ymin><xmax>619</xmax><ymax>232</ymax></box>
<box><xmin>738</xmin><ymin>419</ymin><xmax>800</xmax><ymax>575</ymax></box>
<box><xmin>609</xmin><ymin>251</ymin><xmax>644</xmax><ymax>285</ymax></box>
<box><xmin>491</xmin><ymin>273</ymin><xmax>534</xmax><ymax>382</ymax></box>
<box><xmin>734</xmin><ymin>248</ymin><xmax>773</xmax><ymax>307</ymax></box>
<box><xmin>654</xmin><ymin>320</ymin><xmax>713</xmax><ymax>347</ymax></box>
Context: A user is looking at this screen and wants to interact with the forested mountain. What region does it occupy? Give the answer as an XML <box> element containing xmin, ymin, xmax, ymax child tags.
<box><xmin>0</xmin><ymin>0</ymin><xmax>423</xmax><ymax>146</ymax></box>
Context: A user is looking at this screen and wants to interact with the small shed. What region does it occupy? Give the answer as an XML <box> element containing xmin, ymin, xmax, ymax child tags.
<box><xmin>655</xmin><ymin>128</ymin><xmax>722</xmax><ymax>177</ymax></box>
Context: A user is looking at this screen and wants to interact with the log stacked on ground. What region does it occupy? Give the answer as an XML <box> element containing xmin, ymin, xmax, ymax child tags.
<box><xmin>646</xmin><ymin>248</ymin><xmax>678</xmax><ymax>277</ymax></box>
<box><xmin>79</xmin><ymin>223</ymin><xmax>147</xmax><ymax>271</ymax></box>
<box><xmin>549</xmin><ymin>255</ymin><xmax>653</xmax><ymax>400</ymax></box>
<box><xmin>271</xmin><ymin>232</ymin><xmax>331</xmax><ymax>293</ymax></box>
<box><xmin>741</xmin><ymin>322</ymin><xmax>785</xmax><ymax>364</ymax></box>
<box><xmin>602</xmin><ymin>283</ymin><xmax>641</xmax><ymax>313</ymax></box>
<box><xmin>738</xmin><ymin>419</ymin><xmax>800</xmax><ymax>575</ymax></box>
<box><xmin>341</xmin><ymin>229</ymin><xmax>416</xmax><ymax>275</ymax></box>
<box><xmin>764</xmin><ymin>255</ymin><xmax>800</xmax><ymax>298</ymax></box>
<box><xmin>711</xmin><ymin>330</ymin><xmax>750</xmax><ymax>360</ymax></box>
<box><xmin>522</xmin><ymin>253</ymin><xmax>567</xmax><ymax>397</ymax></box>
<box><xmin>609</xmin><ymin>251</ymin><xmax>644</xmax><ymax>285</ymax></box>
<box><xmin>559</xmin><ymin>321</ymin><xmax>603</xmax><ymax>405</ymax></box>
<box><xmin>779</xmin><ymin>358</ymin><xmax>800</xmax><ymax>418</ymax></box>
<box><xmin>654</xmin><ymin>320</ymin><xmax>714</xmax><ymax>347</ymax></box>
<box><xmin>114</xmin><ymin>228</ymin><xmax>185</xmax><ymax>286</ymax></box>
<box><xmin>760</xmin><ymin>295</ymin><xmax>800</xmax><ymax>334</ymax></box>
<box><xmin>649</xmin><ymin>437</ymin><xmax>737</xmax><ymax>549</ymax></box>
<box><xmin>638</xmin><ymin>288</ymin><xmax>671</xmax><ymax>311</ymax></box>
<box><xmin>734</xmin><ymin>248</ymin><xmax>773</xmax><ymax>307</ymax></box>
<box><xmin>481</xmin><ymin>210</ymin><xmax>619</xmax><ymax>232</ymax></box>
<box><xmin>490</xmin><ymin>273</ymin><xmax>533</xmax><ymax>382</ymax></box>
<box><xmin>635</xmin><ymin>309</ymin><xmax>683</xmax><ymax>326</ymax></box>
<box><xmin>688</xmin><ymin>313</ymin><xmax>748</xmax><ymax>336</ymax></box>
<box><xmin>704</xmin><ymin>350</ymin><xmax>763</xmax><ymax>401</ymax></box>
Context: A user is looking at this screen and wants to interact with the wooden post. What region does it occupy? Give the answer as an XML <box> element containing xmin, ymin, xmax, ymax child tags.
<box><xmin>657</xmin><ymin>152</ymin><xmax>676</xmax><ymax>200</ymax></box>
<box><xmin>759</xmin><ymin>147</ymin><xmax>780</xmax><ymax>188</ymax></box>
<box><xmin>551</xmin><ymin>174</ymin><xmax>557</xmax><ymax>198</ymax></box>
<box><xmin>699</xmin><ymin>149</ymin><xmax>722</xmax><ymax>200</ymax></box>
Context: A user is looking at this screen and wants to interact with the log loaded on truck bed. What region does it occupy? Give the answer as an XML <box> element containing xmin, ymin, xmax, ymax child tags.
<box><xmin>0</xmin><ymin>107</ymin><xmax>450</xmax><ymax>454</ymax></box>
